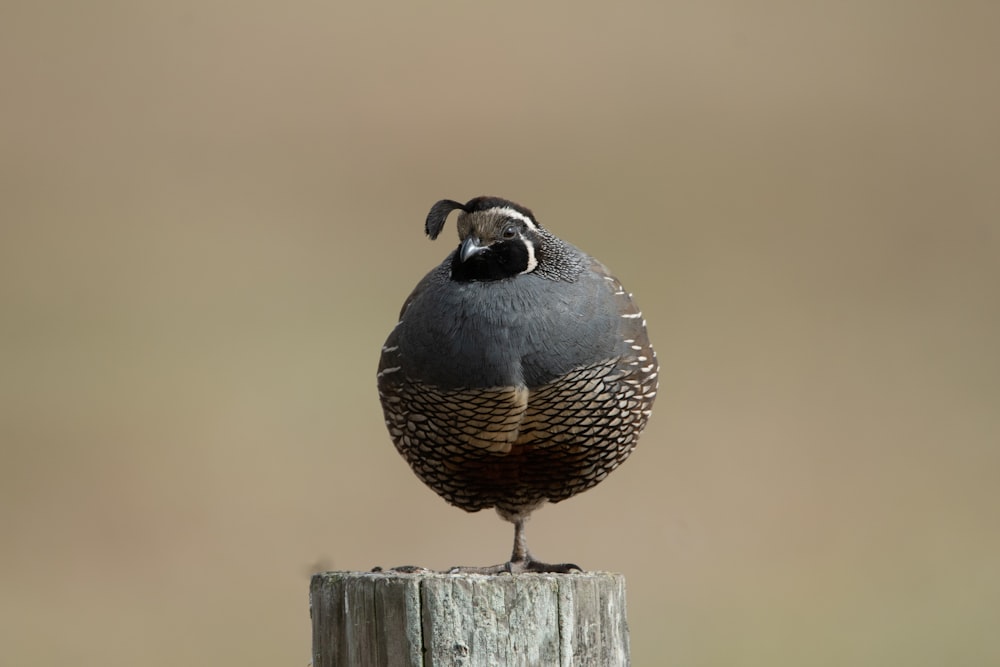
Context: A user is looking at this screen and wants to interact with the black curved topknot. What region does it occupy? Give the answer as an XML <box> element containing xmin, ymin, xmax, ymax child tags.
<box><xmin>425</xmin><ymin>196</ymin><xmax>539</xmax><ymax>241</ymax></box>
<box><xmin>425</xmin><ymin>200</ymin><xmax>466</xmax><ymax>240</ymax></box>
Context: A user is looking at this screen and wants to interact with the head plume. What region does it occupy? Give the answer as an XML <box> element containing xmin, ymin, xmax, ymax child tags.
<box><xmin>425</xmin><ymin>196</ymin><xmax>540</xmax><ymax>240</ymax></box>
<box><xmin>425</xmin><ymin>200</ymin><xmax>467</xmax><ymax>239</ymax></box>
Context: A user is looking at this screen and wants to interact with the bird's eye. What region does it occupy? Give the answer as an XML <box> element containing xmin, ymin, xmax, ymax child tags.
<box><xmin>502</xmin><ymin>225</ymin><xmax>517</xmax><ymax>240</ymax></box>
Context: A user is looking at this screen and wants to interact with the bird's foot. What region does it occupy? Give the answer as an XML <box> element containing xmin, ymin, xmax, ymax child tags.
<box><xmin>447</xmin><ymin>558</ymin><xmax>583</xmax><ymax>575</ymax></box>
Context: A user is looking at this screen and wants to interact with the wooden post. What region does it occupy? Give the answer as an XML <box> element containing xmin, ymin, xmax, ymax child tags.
<box><xmin>310</xmin><ymin>571</ymin><xmax>629</xmax><ymax>667</ymax></box>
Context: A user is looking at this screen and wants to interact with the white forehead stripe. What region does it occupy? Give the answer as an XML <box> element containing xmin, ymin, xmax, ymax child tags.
<box><xmin>483</xmin><ymin>206</ymin><xmax>538</xmax><ymax>231</ymax></box>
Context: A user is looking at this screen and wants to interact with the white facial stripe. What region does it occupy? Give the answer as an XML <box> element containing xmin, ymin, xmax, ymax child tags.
<box><xmin>483</xmin><ymin>206</ymin><xmax>538</xmax><ymax>231</ymax></box>
<box><xmin>520</xmin><ymin>238</ymin><xmax>538</xmax><ymax>274</ymax></box>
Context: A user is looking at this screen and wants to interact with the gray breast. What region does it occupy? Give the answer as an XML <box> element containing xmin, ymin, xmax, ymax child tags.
<box><xmin>391</xmin><ymin>255</ymin><xmax>621</xmax><ymax>390</ymax></box>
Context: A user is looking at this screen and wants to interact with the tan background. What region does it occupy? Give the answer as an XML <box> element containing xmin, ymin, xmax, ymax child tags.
<box><xmin>2</xmin><ymin>2</ymin><xmax>998</xmax><ymax>665</ymax></box>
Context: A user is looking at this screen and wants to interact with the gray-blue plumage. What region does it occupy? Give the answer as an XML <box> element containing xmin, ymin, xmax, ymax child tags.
<box><xmin>393</xmin><ymin>245</ymin><xmax>623</xmax><ymax>389</ymax></box>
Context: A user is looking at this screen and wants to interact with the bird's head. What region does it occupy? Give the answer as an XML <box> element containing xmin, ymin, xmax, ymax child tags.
<box><xmin>425</xmin><ymin>196</ymin><xmax>544</xmax><ymax>281</ymax></box>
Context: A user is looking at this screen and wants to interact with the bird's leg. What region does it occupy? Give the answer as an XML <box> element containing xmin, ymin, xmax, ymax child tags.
<box><xmin>507</xmin><ymin>515</ymin><xmax>581</xmax><ymax>573</ymax></box>
<box><xmin>447</xmin><ymin>513</ymin><xmax>583</xmax><ymax>574</ymax></box>
<box><xmin>510</xmin><ymin>515</ymin><xmax>531</xmax><ymax>563</ymax></box>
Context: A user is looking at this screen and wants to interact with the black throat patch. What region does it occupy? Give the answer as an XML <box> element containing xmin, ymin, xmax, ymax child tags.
<box><xmin>450</xmin><ymin>240</ymin><xmax>532</xmax><ymax>282</ymax></box>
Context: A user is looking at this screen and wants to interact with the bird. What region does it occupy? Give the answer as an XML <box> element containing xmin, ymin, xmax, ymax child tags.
<box><xmin>376</xmin><ymin>196</ymin><xmax>658</xmax><ymax>573</ymax></box>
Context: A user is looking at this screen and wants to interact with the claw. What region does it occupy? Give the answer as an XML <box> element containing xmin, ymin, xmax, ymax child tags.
<box><xmin>447</xmin><ymin>559</ymin><xmax>583</xmax><ymax>575</ymax></box>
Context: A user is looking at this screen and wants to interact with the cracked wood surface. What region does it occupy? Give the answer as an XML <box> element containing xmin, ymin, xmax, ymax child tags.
<box><xmin>310</xmin><ymin>571</ymin><xmax>629</xmax><ymax>666</ymax></box>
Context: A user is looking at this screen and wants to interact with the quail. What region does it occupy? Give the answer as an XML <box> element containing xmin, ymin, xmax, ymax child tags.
<box><xmin>377</xmin><ymin>196</ymin><xmax>658</xmax><ymax>573</ymax></box>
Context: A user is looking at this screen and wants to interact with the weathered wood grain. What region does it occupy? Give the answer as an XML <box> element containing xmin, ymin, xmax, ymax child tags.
<box><xmin>310</xmin><ymin>571</ymin><xmax>629</xmax><ymax>666</ymax></box>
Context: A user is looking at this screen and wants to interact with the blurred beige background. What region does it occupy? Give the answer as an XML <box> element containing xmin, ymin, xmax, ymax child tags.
<box><xmin>2</xmin><ymin>2</ymin><xmax>998</xmax><ymax>665</ymax></box>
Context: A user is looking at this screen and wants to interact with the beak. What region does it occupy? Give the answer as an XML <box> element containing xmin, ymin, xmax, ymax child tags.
<box><xmin>459</xmin><ymin>236</ymin><xmax>487</xmax><ymax>263</ymax></box>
